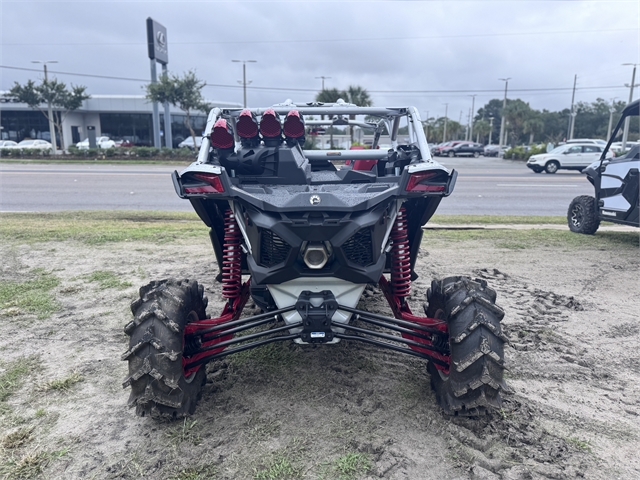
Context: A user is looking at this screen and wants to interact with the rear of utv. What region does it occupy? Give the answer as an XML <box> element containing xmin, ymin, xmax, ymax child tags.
<box><xmin>122</xmin><ymin>101</ymin><xmax>510</xmax><ymax>419</ymax></box>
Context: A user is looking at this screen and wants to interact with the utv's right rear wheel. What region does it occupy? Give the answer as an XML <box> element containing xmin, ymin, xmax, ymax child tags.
<box><xmin>568</xmin><ymin>195</ymin><xmax>600</xmax><ymax>234</ymax></box>
<box><xmin>426</xmin><ymin>276</ymin><xmax>509</xmax><ymax>416</ymax></box>
<box><xmin>122</xmin><ymin>278</ymin><xmax>208</xmax><ymax>419</ymax></box>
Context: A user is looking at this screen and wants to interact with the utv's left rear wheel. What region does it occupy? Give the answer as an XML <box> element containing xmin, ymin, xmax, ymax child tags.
<box><xmin>122</xmin><ymin>278</ymin><xmax>208</xmax><ymax>419</ymax></box>
<box><xmin>426</xmin><ymin>276</ymin><xmax>509</xmax><ymax>416</ymax></box>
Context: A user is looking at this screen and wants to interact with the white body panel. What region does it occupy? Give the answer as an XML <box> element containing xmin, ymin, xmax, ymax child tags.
<box><xmin>601</xmin><ymin>159</ymin><xmax>640</xmax><ymax>212</ymax></box>
<box><xmin>267</xmin><ymin>278</ymin><xmax>366</xmax><ymax>344</ymax></box>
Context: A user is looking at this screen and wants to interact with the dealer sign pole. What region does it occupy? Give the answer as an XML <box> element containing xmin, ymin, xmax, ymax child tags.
<box><xmin>147</xmin><ymin>18</ymin><xmax>169</xmax><ymax>149</ymax></box>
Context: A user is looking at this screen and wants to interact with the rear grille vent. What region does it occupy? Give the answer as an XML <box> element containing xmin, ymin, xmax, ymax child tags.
<box><xmin>342</xmin><ymin>229</ymin><xmax>374</xmax><ymax>267</ymax></box>
<box><xmin>259</xmin><ymin>230</ymin><xmax>291</xmax><ymax>267</ymax></box>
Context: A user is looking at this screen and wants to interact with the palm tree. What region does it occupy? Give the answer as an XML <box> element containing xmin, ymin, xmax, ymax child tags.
<box><xmin>503</xmin><ymin>99</ymin><xmax>533</xmax><ymax>144</ymax></box>
<box><xmin>523</xmin><ymin>116</ymin><xmax>545</xmax><ymax>144</ymax></box>
<box><xmin>473</xmin><ymin>119</ymin><xmax>491</xmax><ymax>144</ymax></box>
<box><xmin>345</xmin><ymin>85</ymin><xmax>372</xmax><ymax>107</ymax></box>
<box><xmin>315</xmin><ymin>88</ymin><xmax>347</xmax><ymax>104</ymax></box>
<box><xmin>344</xmin><ymin>85</ymin><xmax>372</xmax><ymax>143</ymax></box>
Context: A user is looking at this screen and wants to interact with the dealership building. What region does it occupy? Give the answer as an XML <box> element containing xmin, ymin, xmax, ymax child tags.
<box><xmin>0</xmin><ymin>94</ymin><xmax>241</xmax><ymax>148</ymax></box>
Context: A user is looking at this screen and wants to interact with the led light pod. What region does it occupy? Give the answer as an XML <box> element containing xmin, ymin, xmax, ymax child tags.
<box><xmin>210</xmin><ymin>118</ymin><xmax>234</xmax><ymax>149</ymax></box>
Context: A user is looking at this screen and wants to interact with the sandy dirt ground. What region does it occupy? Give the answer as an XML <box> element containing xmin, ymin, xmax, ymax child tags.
<box><xmin>0</xmin><ymin>229</ymin><xmax>639</xmax><ymax>480</ymax></box>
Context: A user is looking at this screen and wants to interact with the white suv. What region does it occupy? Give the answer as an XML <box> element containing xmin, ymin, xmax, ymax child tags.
<box><xmin>527</xmin><ymin>143</ymin><xmax>613</xmax><ymax>174</ymax></box>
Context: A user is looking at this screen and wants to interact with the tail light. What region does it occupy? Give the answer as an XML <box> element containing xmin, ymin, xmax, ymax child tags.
<box><xmin>406</xmin><ymin>171</ymin><xmax>446</xmax><ymax>192</ymax></box>
<box><xmin>184</xmin><ymin>172</ymin><xmax>225</xmax><ymax>194</ymax></box>
<box><xmin>210</xmin><ymin>119</ymin><xmax>234</xmax><ymax>149</ymax></box>
<box><xmin>283</xmin><ymin>110</ymin><xmax>305</xmax><ymax>139</ymax></box>
<box><xmin>237</xmin><ymin>109</ymin><xmax>259</xmax><ymax>139</ymax></box>
<box><xmin>260</xmin><ymin>109</ymin><xmax>281</xmax><ymax>138</ymax></box>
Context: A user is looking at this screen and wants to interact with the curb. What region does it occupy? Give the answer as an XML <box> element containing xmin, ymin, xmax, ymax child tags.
<box><xmin>423</xmin><ymin>223</ymin><xmax>639</xmax><ymax>232</ymax></box>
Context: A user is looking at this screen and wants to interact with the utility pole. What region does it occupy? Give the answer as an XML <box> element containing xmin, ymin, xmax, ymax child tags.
<box><xmin>31</xmin><ymin>60</ymin><xmax>58</xmax><ymax>153</ymax></box>
<box><xmin>607</xmin><ymin>98</ymin><xmax>617</xmax><ymax>140</ymax></box>
<box><xmin>315</xmin><ymin>76</ymin><xmax>331</xmax><ymax>91</ymax></box>
<box><xmin>469</xmin><ymin>94</ymin><xmax>476</xmax><ymax>142</ymax></box>
<box><xmin>568</xmin><ymin>74</ymin><xmax>577</xmax><ymax>140</ymax></box>
<box><xmin>498</xmin><ymin>78</ymin><xmax>510</xmax><ymax>146</ymax></box>
<box><xmin>622</xmin><ymin>63</ymin><xmax>638</xmax><ymax>150</ymax></box>
<box><xmin>443</xmin><ymin>104</ymin><xmax>448</xmax><ymax>142</ymax></box>
<box><xmin>232</xmin><ymin>60</ymin><xmax>257</xmax><ymax>108</ymax></box>
<box><xmin>488</xmin><ymin>116</ymin><xmax>494</xmax><ymax>145</ymax></box>
<box><xmin>465</xmin><ymin>108</ymin><xmax>471</xmax><ymax>141</ymax></box>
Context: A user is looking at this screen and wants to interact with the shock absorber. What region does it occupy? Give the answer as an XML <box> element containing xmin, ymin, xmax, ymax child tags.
<box><xmin>222</xmin><ymin>209</ymin><xmax>242</xmax><ymax>299</ymax></box>
<box><xmin>390</xmin><ymin>206</ymin><xmax>411</xmax><ymax>299</ymax></box>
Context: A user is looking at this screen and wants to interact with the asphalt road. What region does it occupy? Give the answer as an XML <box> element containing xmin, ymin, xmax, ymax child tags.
<box><xmin>0</xmin><ymin>157</ymin><xmax>594</xmax><ymax>215</ymax></box>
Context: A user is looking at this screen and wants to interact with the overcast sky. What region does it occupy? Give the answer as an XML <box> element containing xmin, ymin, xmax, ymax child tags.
<box><xmin>1</xmin><ymin>0</ymin><xmax>639</xmax><ymax>123</ymax></box>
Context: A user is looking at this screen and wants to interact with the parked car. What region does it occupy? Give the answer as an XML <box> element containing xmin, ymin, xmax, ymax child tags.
<box><xmin>430</xmin><ymin>141</ymin><xmax>452</xmax><ymax>156</ymax></box>
<box><xmin>567</xmin><ymin>99</ymin><xmax>639</xmax><ymax>234</ymax></box>
<box><xmin>444</xmin><ymin>142</ymin><xmax>484</xmax><ymax>158</ymax></box>
<box><xmin>438</xmin><ymin>141</ymin><xmax>474</xmax><ymax>157</ymax></box>
<box><xmin>432</xmin><ymin>141</ymin><xmax>470</xmax><ymax>156</ymax></box>
<box><xmin>0</xmin><ymin>140</ymin><xmax>18</xmax><ymax>148</ymax></box>
<box><xmin>178</xmin><ymin>136</ymin><xmax>203</xmax><ymax>150</ymax></box>
<box><xmin>527</xmin><ymin>143</ymin><xmax>613</xmax><ymax>174</ymax></box>
<box><xmin>15</xmin><ymin>139</ymin><xmax>53</xmax><ymax>151</ymax></box>
<box><xmin>610</xmin><ymin>141</ymin><xmax>638</xmax><ymax>154</ymax></box>
<box><xmin>484</xmin><ymin>145</ymin><xmax>503</xmax><ymax>157</ymax></box>
<box><xmin>76</xmin><ymin>136</ymin><xmax>116</xmax><ymax>149</ymax></box>
<box><xmin>113</xmin><ymin>138</ymin><xmax>135</xmax><ymax>148</ymax></box>
<box><xmin>565</xmin><ymin>138</ymin><xmax>607</xmax><ymax>146</ymax></box>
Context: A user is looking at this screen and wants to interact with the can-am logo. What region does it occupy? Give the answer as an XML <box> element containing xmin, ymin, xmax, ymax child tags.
<box><xmin>309</xmin><ymin>195</ymin><xmax>321</xmax><ymax>205</ymax></box>
<box><xmin>156</xmin><ymin>31</ymin><xmax>166</xmax><ymax>47</ymax></box>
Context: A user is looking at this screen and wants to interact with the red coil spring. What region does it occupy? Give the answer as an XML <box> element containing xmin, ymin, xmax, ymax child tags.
<box><xmin>222</xmin><ymin>209</ymin><xmax>242</xmax><ymax>299</ymax></box>
<box><xmin>390</xmin><ymin>207</ymin><xmax>411</xmax><ymax>298</ymax></box>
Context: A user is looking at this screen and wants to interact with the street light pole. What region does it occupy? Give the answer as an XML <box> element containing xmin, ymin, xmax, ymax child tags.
<box><xmin>622</xmin><ymin>63</ymin><xmax>637</xmax><ymax>150</ymax></box>
<box><xmin>498</xmin><ymin>78</ymin><xmax>510</xmax><ymax>146</ymax></box>
<box><xmin>32</xmin><ymin>60</ymin><xmax>58</xmax><ymax>153</ymax></box>
<box><xmin>568</xmin><ymin>74</ymin><xmax>578</xmax><ymax>140</ymax></box>
<box><xmin>488</xmin><ymin>116</ymin><xmax>494</xmax><ymax>145</ymax></box>
<box><xmin>232</xmin><ymin>60</ymin><xmax>257</xmax><ymax>108</ymax></box>
<box><xmin>443</xmin><ymin>103</ymin><xmax>449</xmax><ymax>142</ymax></box>
<box><xmin>469</xmin><ymin>94</ymin><xmax>476</xmax><ymax>141</ymax></box>
<box><xmin>315</xmin><ymin>76</ymin><xmax>331</xmax><ymax>91</ymax></box>
<box><xmin>607</xmin><ymin>98</ymin><xmax>617</xmax><ymax>140</ymax></box>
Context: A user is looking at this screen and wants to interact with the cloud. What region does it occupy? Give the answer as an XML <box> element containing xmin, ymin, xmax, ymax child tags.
<box><xmin>1</xmin><ymin>0</ymin><xmax>638</xmax><ymax>118</ymax></box>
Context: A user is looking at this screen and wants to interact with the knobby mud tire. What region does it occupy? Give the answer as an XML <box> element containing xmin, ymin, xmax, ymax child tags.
<box><xmin>122</xmin><ymin>278</ymin><xmax>209</xmax><ymax>419</ymax></box>
<box><xmin>426</xmin><ymin>276</ymin><xmax>509</xmax><ymax>416</ymax></box>
<box><xmin>567</xmin><ymin>195</ymin><xmax>600</xmax><ymax>235</ymax></box>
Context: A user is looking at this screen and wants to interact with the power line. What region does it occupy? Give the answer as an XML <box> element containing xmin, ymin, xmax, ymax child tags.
<box><xmin>0</xmin><ymin>64</ymin><xmax>630</xmax><ymax>95</ymax></box>
<box><xmin>1</xmin><ymin>27</ymin><xmax>635</xmax><ymax>47</ymax></box>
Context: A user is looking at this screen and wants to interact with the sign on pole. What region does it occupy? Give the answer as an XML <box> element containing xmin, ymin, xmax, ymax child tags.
<box><xmin>146</xmin><ymin>18</ymin><xmax>168</xmax><ymax>148</ymax></box>
<box><xmin>146</xmin><ymin>18</ymin><xmax>168</xmax><ymax>65</ymax></box>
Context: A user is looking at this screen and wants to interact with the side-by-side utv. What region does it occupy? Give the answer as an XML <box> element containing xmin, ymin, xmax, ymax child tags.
<box><xmin>122</xmin><ymin>101</ymin><xmax>509</xmax><ymax>418</ymax></box>
<box><xmin>568</xmin><ymin>99</ymin><xmax>640</xmax><ymax>234</ymax></box>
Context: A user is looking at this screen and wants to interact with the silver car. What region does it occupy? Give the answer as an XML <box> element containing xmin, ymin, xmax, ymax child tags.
<box><xmin>526</xmin><ymin>143</ymin><xmax>613</xmax><ymax>174</ymax></box>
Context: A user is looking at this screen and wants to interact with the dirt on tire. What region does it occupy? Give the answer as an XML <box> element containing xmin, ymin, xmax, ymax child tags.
<box><xmin>1</xmin><ymin>232</ymin><xmax>639</xmax><ymax>479</ymax></box>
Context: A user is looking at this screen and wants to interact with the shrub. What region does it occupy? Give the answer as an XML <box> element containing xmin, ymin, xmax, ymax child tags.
<box><xmin>133</xmin><ymin>147</ymin><xmax>161</xmax><ymax>157</ymax></box>
<box><xmin>0</xmin><ymin>148</ymin><xmax>50</xmax><ymax>158</ymax></box>
<box><xmin>504</xmin><ymin>144</ymin><xmax>546</xmax><ymax>161</ymax></box>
